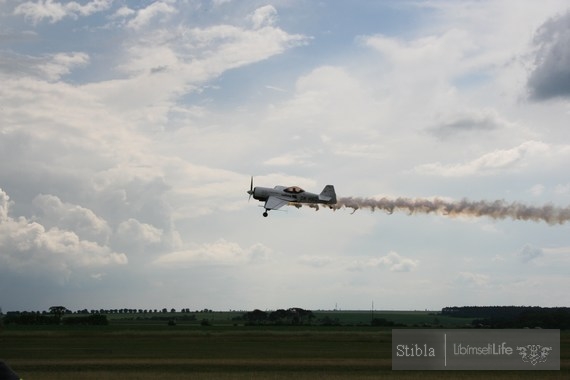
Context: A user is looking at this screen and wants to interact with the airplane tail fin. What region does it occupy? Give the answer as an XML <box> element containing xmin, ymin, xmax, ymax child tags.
<box><xmin>319</xmin><ymin>185</ymin><xmax>337</xmax><ymax>204</ymax></box>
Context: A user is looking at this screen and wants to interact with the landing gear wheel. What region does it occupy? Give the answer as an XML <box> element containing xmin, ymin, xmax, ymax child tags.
<box><xmin>263</xmin><ymin>211</ymin><xmax>268</xmax><ymax>217</ymax></box>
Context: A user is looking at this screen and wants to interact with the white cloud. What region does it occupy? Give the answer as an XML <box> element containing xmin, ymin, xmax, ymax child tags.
<box><xmin>0</xmin><ymin>188</ymin><xmax>11</xmax><ymax>221</ymax></box>
<box><xmin>116</xmin><ymin>218</ymin><xmax>163</xmax><ymax>245</ymax></box>
<box><xmin>351</xmin><ymin>251</ymin><xmax>418</xmax><ymax>272</ymax></box>
<box><xmin>0</xmin><ymin>51</ymin><xmax>89</xmax><ymax>81</ymax></box>
<box><xmin>15</xmin><ymin>0</ymin><xmax>112</xmax><ymax>24</ymax></box>
<box><xmin>455</xmin><ymin>272</ymin><xmax>490</xmax><ymax>287</ymax></box>
<box><xmin>375</xmin><ymin>251</ymin><xmax>419</xmax><ymax>272</ymax></box>
<box><xmin>40</xmin><ymin>52</ymin><xmax>90</xmax><ymax>81</ymax></box>
<box><xmin>154</xmin><ymin>239</ymin><xmax>271</xmax><ymax>266</ymax></box>
<box><xmin>298</xmin><ymin>255</ymin><xmax>334</xmax><ymax>268</ymax></box>
<box><xmin>109</xmin><ymin>6</ymin><xmax>135</xmax><ymax>19</ymax></box>
<box><xmin>517</xmin><ymin>244</ymin><xmax>544</xmax><ymax>263</ymax></box>
<box><xmin>362</xmin><ymin>28</ymin><xmax>479</xmax><ymax>79</ymax></box>
<box><xmin>264</xmin><ymin>151</ymin><xmax>315</xmax><ymax>167</ymax></box>
<box><xmin>126</xmin><ymin>1</ymin><xmax>177</xmax><ymax>31</ymax></box>
<box><xmin>32</xmin><ymin>193</ymin><xmax>111</xmax><ymax>244</ymax></box>
<box><xmin>85</xmin><ymin>9</ymin><xmax>308</xmax><ymax>125</ymax></box>
<box><xmin>528</xmin><ymin>184</ymin><xmax>545</xmax><ymax>197</ymax></box>
<box><xmin>553</xmin><ymin>183</ymin><xmax>570</xmax><ymax>195</ymax></box>
<box><xmin>415</xmin><ymin>141</ymin><xmax>551</xmax><ymax>177</ymax></box>
<box><xmin>249</xmin><ymin>5</ymin><xmax>278</xmax><ymax>29</ymax></box>
<box><xmin>112</xmin><ymin>217</ymin><xmax>176</xmax><ymax>255</ymax></box>
<box><xmin>0</xmin><ymin>189</ymin><xmax>127</xmax><ymax>283</ymax></box>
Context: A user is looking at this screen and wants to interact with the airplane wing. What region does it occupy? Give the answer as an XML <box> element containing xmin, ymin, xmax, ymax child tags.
<box><xmin>264</xmin><ymin>196</ymin><xmax>289</xmax><ymax>211</ymax></box>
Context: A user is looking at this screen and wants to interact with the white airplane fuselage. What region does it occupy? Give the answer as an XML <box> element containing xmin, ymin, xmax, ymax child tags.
<box><xmin>248</xmin><ymin>183</ymin><xmax>337</xmax><ymax>217</ymax></box>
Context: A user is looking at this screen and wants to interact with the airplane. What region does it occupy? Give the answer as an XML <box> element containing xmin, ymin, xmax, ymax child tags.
<box><xmin>247</xmin><ymin>177</ymin><xmax>337</xmax><ymax>217</ymax></box>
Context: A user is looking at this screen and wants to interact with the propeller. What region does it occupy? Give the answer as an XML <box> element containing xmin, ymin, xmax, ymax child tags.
<box><xmin>247</xmin><ymin>176</ymin><xmax>254</xmax><ymax>201</ymax></box>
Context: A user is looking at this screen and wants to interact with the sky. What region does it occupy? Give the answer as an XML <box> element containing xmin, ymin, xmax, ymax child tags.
<box><xmin>1</xmin><ymin>0</ymin><xmax>570</xmax><ymax>312</ymax></box>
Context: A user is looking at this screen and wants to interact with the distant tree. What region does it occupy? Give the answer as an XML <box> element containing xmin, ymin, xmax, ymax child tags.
<box><xmin>371</xmin><ymin>318</ymin><xmax>395</xmax><ymax>327</ymax></box>
<box><xmin>49</xmin><ymin>306</ymin><xmax>69</xmax><ymax>323</ymax></box>
<box><xmin>63</xmin><ymin>314</ymin><xmax>109</xmax><ymax>326</ymax></box>
<box><xmin>319</xmin><ymin>316</ymin><xmax>340</xmax><ymax>326</ymax></box>
<box><xmin>244</xmin><ymin>309</ymin><xmax>268</xmax><ymax>325</ymax></box>
<box><xmin>267</xmin><ymin>308</ymin><xmax>314</xmax><ymax>325</ymax></box>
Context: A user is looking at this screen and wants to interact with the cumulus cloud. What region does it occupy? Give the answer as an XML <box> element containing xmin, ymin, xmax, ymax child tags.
<box><xmin>527</xmin><ymin>11</ymin><xmax>570</xmax><ymax>100</ymax></box>
<box><xmin>416</xmin><ymin>141</ymin><xmax>551</xmax><ymax>177</ymax></box>
<box><xmin>249</xmin><ymin>5</ymin><xmax>278</xmax><ymax>29</ymax></box>
<box><xmin>455</xmin><ymin>272</ymin><xmax>490</xmax><ymax>287</ymax></box>
<box><xmin>126</xmin><ymin>1</ymin><xmax>177</xmax><ymax>30</ymax></box>
<box><xmin>32</xmin><ymin>194</ymin><xmax>111</xmax><ymax>244</ymax></box>
<box><xmin>154</xmin><ymin>239</ymin><xmax>271</xmax><ymax>266</ymax></box>
<box><xmin>14</xmin><ymin>0</ymin><xmax>112</xmax><ymax>24</ymax></box>
<box><xmin>528</xmin><ymin>184</ymin><xmax>545</xmax><ymax>197</ymax></box>
<box><xmin>351</xmin><ymin>251</ymin><xmax>418</xmax><ymax>272</ymax></box>
<box><xmin>263</xmin><ymin>65</ymin><xmax>381</xmax><ymax>157</ymax></box>
<box><xmin>110</xmin><ymin>6</ymin><xmax>135</xmax><ymax>20</ymax></box>
<box><xmin>0</xmin><ymin>189</ymin><xmax>127</xmax><ymax>283</ymax></box>
<box><xmin>116</xmin><ymin>218</ymin><xmax>163</xmax><ymax>245</ymax></box>
<box><xmin>374</xmin><ymin>251</ymin><xmax>419</xmax><ymax>272</ymax></box>
<box><xmin>85</xmin><ymin>5</ymin><xmax>308</xmax><ymax>123</ymax></box>
<box><xmin>112</xmin><ymin>218</ymin><xmax>174</xmax><ymax>254</ymax></box>
<box><xmin>361</xmin><ymin>28</ymin><xmax>481</xmax><ymax>83</ymax></box>
<box><xmin>517</xmin><ymin>244</ymin><xmax>544</xmax><ymax>263</ymax></box>
<box><xmin>0</xmin><ymin>189</ymin><xmax>11</xmax><ymax>221</ymax></box>
<box><xmin>0</xmin><ymin>51</ymin><xmax>89</xmax><ymax>81</ymax></box>
<box><xmin>40</xmin><ymin>52</ymin><xmax>90</xmax><ymax>81</ymax></box>
<box><xmin>264</xmin><ymin>151</ymin><xmax>315</xmax><ymax>167</ymax></box>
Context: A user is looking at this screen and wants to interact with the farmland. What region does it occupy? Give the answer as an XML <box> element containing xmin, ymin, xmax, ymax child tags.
<box><xmin>1</xmin><ymin>310</ymin><xmax>568</xmax><ymax>379</ymax></box>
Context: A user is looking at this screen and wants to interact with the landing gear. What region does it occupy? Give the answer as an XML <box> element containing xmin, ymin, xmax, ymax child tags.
<box><xmin>263</xmin><ymin>211</ymin><xmax>268</xmax><ymax>217</ymax></box>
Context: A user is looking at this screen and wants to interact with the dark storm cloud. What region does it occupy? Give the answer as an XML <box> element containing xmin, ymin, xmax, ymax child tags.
<box><xmin>527</xmin><ymin>10</ymin><xmax>570</xmax><ymax>101</ymax></box>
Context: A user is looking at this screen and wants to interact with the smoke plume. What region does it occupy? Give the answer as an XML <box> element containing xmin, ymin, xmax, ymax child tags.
<box><xmin>301</xmin><ymin>197</ymin><xmax>570</xmax><ymax>225</ymax></box>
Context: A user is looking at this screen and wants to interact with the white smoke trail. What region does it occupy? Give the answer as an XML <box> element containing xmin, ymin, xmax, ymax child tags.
<box><xmin>298</xmin><ymin>197</ymin><xmax>570</xmax><ymax>225</ymax></box>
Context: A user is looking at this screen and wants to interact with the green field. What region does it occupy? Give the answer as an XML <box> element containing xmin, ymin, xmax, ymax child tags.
<box><xmin>1</xmin><ymin>311</ymin><xmax>568</xmax><ymax>379</ymax></box>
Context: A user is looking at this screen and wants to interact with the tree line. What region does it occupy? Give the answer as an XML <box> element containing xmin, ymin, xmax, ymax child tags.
<box><xmin>4</xmin><ymin>307</ymin><xmax>210</xmax><ymax>315</ymax></box>
<box><xmin>3</xmin><ymin>306</ymin><xmax>109</xmax><ymax>326</ymax></box>
<box><xmin>239</xmin><ymin>308</ymin><xmax>315</xmax><ymax>325</ymax></box>
<box><xmin>441</xmin><ymin>306</ymin><xmax>570</xmax><ymax>329</ymax></box>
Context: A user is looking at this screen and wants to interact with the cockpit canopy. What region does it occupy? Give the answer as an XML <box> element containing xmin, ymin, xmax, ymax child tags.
<box><xmin>283</xmin><ymin>186</ymin><xmax>305</xmax><ymax>194</ymax></box>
